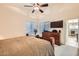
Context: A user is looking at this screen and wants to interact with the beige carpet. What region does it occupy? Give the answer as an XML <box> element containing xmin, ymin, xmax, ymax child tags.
<box><xmin>54</xmin><ymin>45</ymin><xmax>78</xmax><ymax>56</ymax></box>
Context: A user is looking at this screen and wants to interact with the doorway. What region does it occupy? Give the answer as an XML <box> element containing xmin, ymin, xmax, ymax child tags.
<box><xmin>66</xmin><ymin>19</ymin><xmax>79</xmax><ymax>48</ymax></box>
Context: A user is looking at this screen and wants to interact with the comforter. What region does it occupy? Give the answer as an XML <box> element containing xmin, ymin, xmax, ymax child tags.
<box><xmin>0</xmin><ymin>36</ymin><xmax>54</xmax><ymax>56</ymax></box>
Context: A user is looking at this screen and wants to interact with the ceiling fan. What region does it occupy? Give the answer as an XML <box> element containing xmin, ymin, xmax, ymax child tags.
<box><xmin>24</xmin><ymin>3</ymin><xmax>48</xmax><ymax>13</ymax></box>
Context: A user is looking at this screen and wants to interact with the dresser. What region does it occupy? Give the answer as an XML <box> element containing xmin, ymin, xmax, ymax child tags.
<box><xmin>42</xmin><ymin>32</ymin><xmax>60</xmax><ymax>45</ymax></box>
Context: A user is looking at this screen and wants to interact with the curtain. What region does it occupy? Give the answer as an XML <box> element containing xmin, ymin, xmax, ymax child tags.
<box><xmin>38</xmin><ymin>21</ymin><xmax>50</xmax><ymax>36</ymax></box>
<box><xmin>26</xmin><ymin>21</ymin><xmax>35</xmax><ymax>36</ymax></box>
<box><xmin>26</xmin><ymin>21</ymin><xmax>50</xmax><ymax>36</ymax></box>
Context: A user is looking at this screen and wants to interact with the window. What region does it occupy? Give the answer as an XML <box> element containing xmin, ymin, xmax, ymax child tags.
<box><xmin>26</xmin><ymin>21</ymin><xmax>50</xmax><ymax>36</ymax></box>
<box><xmin>26</xmin><ymin>21</ymin><xmax>35</xmax><ymax>36</ymax></box>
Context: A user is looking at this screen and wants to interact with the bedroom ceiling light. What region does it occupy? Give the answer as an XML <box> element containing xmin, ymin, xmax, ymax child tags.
<box><xmin>24</xmin><ymin>3</ymin><xmax>48</xmax><ymax>13</ymax></box>
<box><xmin>33</xmin><ymin>6</ymin><xmax>39</xmax><ymax>10</ymax></box>
<box><xmin>33</xmin><ymin>3</ymin><xmax>39</xmax><ymax>10</ymax></box>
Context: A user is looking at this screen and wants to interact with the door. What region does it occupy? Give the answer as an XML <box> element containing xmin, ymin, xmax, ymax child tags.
<box><xmin>66</xmin><ymin>19</ymin><xmax>79</xmax><ymax>48</ymax></box>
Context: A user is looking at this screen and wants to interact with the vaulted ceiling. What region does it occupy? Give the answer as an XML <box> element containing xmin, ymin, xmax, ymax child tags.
<box><xmin>0</xmin><ymin>3</ymin><xmax>79</xmax><ymax>21</ymax></box>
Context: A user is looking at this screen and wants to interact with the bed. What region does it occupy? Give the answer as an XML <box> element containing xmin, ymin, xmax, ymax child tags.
<box><xmin>0</xmin><ymin>36</ymin><xmax>54</xmax><ymax>56</ymax></box>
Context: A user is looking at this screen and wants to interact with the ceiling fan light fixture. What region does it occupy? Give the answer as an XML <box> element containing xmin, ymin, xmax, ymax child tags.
<box><xmin>34</xmin><ymin>7</ymin><xmax>39</xmax><ymax>10</ymax></box>
<box><xmin>24</xmin><ymin>3</ymin><xmax>48</xmax><ymax>13</ymax></box>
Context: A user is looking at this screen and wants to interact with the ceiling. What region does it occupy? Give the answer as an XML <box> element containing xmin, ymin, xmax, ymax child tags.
<box><xmin>0</xmin><ymin>3</ymin><xmax>79</xmax><ymax>20</ymax></box>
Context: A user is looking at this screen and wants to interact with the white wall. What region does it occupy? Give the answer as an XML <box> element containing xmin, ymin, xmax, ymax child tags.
<box><xmin>0</xmin><ymin>4</ymin><xmax>29</xmax><ymax>39</ymax></box>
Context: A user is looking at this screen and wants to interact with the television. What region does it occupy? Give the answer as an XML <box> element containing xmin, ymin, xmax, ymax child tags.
<box><xmin>50</xmin><ymin>20</ymin><xmax>63</xmax><ymax>28</ymax></box>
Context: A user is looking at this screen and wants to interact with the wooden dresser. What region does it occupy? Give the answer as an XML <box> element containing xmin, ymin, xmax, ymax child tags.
<box><xmin>42</xmin><ymin>32</ymin><xmax>60</xmax><ymax>45</ymax></box>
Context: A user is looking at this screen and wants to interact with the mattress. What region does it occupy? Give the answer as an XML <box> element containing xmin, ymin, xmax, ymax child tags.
<box><xmin>0</xmin><ymin>36</ymin><xmax>54</xmax><ymax>56</ymax></box>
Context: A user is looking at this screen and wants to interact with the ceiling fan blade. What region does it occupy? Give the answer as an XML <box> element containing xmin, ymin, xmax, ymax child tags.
<box><xmin>32</xmin><ymin>10</ymin><xmax>35</xmax><ymax>13</ymax></box>
<box><xmin>40</xmin><ymin>4</ymin><xmax>48</xmax><ymax>7</ymax></box>
<box><xmin>39</xmin><ymin>9</ymin><xmax>44</xmax><ymax>13</ymax></box>
<box><xmin>24</xmin><ymin>5</ymin><xmax>33</xmax><ymax>7</ymax></box>
<box><xmin>37</xmin><ymin>3</ymin><xmax>39</xmax><ymax>5</ymax></box>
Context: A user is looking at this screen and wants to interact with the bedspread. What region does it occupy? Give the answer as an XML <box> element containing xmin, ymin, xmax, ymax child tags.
<box><xmin>0</xmin><ymin>36</ymin><xmax>54</xmax><ymax>56</ymax></box>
